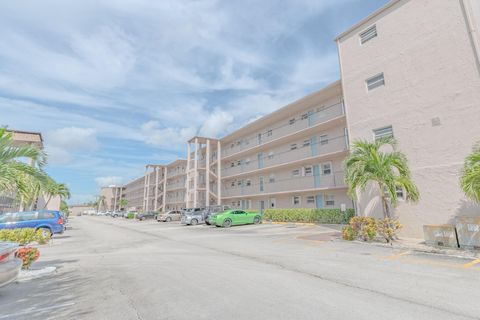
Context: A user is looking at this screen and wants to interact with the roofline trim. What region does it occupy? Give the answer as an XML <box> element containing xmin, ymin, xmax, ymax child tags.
<box><xmin>335</xmin><ymin>0</ymin><xmax>402</xmax><ymax>41</ymax></box>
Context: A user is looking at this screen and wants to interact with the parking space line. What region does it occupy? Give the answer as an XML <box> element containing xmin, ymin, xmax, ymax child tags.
<box><xmin>463</xmin><ymin>259</ymin><xmax>480</xmax><ymax>269</ymax></box>
<box><xmin>385</xmin><ymin>251</ymin><xmax>410</xmax><ymax>260</ymax></box>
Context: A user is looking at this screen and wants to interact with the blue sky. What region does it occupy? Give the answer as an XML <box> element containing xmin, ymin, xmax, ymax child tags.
<box><xmin>0</xmin><ymin>0</ymin><xmax>388</xmax><ymax>204</ymax></box>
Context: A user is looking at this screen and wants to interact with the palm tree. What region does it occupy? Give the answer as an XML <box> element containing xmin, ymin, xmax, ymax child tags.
<box><xmin>42</xmin><ymin>179</ymin><xmax>71</xmax><ymax>209</ymax></box>
<box><xmin>95</xmin><ymin>195</ymin><xmax>106</xmax><ymax>212</ymax></box>
<box><xmin>0</xmin><ymin>128</ymin><xmax>48</xmax><ymax>203</ymax></box>
<box><xmin>119</xmin><ymin>198</ymin><xmax>128</xmax><ymax>210</ymax></box>
<box><xmin>460</xmin><ymin>143</ymin><xmax>480</xmax><ymax>202</ymax></box>
<box><xmin>344</xmin><ymin>137</ymin><xmax>419</xmax><ymax>218</ymax></box>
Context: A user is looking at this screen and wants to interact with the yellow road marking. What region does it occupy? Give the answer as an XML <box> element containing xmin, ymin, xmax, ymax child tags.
<box><xmin>385</xmin><ymin>251</ymin><xmax>410</xmax><ymax>260</ymax></box>
<box><xmin>463</xmin><ymin>259</ymin><xmax>480</xmax><ymax>269</ymax></box>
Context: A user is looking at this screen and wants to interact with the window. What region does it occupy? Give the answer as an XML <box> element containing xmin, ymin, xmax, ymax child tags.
<box><xmin>304</xmin><ymin>166</ymin><xmax>313</xmax><ymax>176</ymax></box>
<box><xmin>231</xmin><ymin>143</ymin><xmax>235</xmax><ymax>149</ymax></box>
<box><xmin>289</xmin><ymin>118</ymin><xmax>296</xmax><ymax>125</ymax></box>
<box><xmin>245</xmin><ymin>158</ymin><xmax>251</xmax><ymax>165</ymax></box>
<box><xmin>290</xmin><ymin>144</ymin><xmax>297</xmax><ymax>150</ymax></box>
<box><xmin>293</xmin><ymin>196</ymin><xmax>301</xmax><ymax>205</ymax></box>
<box><xmin>303</xmin><ymin>139</ymin><xmax>311</xmax><ymax>147</ymax></box>
<box><xmin>246</xmin><ymin>179</ymin><xmax>251</xmax><ymax>187</ymax></box>
<box><xmin>306</xmin><ymin>196</ymin><xmax>315</xmax><ymax>204</ymax></box>
<box><xmin>236</xmin><ymin>140</ymin><xmax>241</xmax><ymax>146</ymax></box>
<box><xmin>301</xmin><ymin>113</ymin><xmax>308</xmax><ymax>120</ymax></box>
<box><xmin>230</xmin><ymin>162</ymin><xmax>235</xmax><ymax>168</ymax></box>
<box><xmin>292</xmin><ymin>169</ymin><xmax>300</xmax><ymax>177</ymax></box>
<box><xmin>322</xmin><ymin>163</ymin><xmax>332</xmax><ymax>175</ymax></box>
<box><xmin>396</xmin><ymin>186</ymin><xmax>404</xmax><ymax>200</ymax></box>
<box><xmin>366</xmin><ymin>73</ymin><xmax>385</xmax><ymax>91</ymax></box>
<box><xmin>269</xmin><ymin>174</ymin><xmax>275</xmax><ymax>183</ymax></box>
<box><xmin>325</xmin><ymin>195</ymin><xmax>335</xmax><ymax>206</ymax></box>
<box><xmin>268</xmin><ymin>152</ymin><xmax>274</xmax><ymax>159</ymax></box>
<box><xmin>267</xmin><ymin>129</ymin><xmax>273</xmax><ymax>137</ymax></box>
<box><xmin>373</xmin><ymin>126</ymin><xmax>393</xmax><ymax>141</ymax></box>
<box><xmin>231</xmin><ymin>181</ymin><xmax>235</xmax><ymax>187</ymax></box>
<box><xmin>360</xmin><ymin>25</ymin><xmax>377</xmax><ymax>44</ymax></box>
<box><xmin>237</xmin><ymin>160</ymin><xmax>241</xmax><ymax>166</ymax></box>
<box><xmin>320</xmin><ymin>135</ymin><xmax>328</xmax><ymax>145</ymax></box>
<box><xmin>237</xmin><ymin>180</ymin><xmax>243</xmax><ymax>186</ymax></box>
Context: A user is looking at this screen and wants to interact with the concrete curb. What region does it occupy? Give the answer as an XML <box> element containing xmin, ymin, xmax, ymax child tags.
<box><xmin>17</xmin><ymin>266</ymin><xmax>57</xmax><ymax>282</ymax></box>
<box><xmin>262</xmin><ymin>221</ymin><xmax>317</xmax><ymax>226</ymax></box>
<box><xmin>344</xmin><ymin>239</ymin><xmax>480</xmax><ymax>260</ymax></box>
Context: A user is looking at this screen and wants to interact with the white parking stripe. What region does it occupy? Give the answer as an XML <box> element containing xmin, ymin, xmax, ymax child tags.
<box><xmin>0</xmin><ymin>302</ymin><xmax>76</xmax><ymax>319</ymax></box>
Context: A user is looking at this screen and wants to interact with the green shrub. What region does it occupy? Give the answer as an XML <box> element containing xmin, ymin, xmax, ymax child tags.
<box><xmin>376</xmin><ymin>218</ymin><xmax>402</xmax><ymax>243</ymax></box>
<box><xmin>0</xmin><ymin>228</ymin><xmax>51</xmax><ymax>245</ymax></box>
<box><xmin>263</xmin><ymin>208</ymin><xmax>355</xmax><ymax>224</ymax></box>
<box><xmin>342</xmin><ymin>225</ymin><xmax>356</xmax><ymax>241</ymax></box>
<box><xmin>127</xmin><ymin>212</ymin><xmax>135</xmax><ymax>219</ymax></box>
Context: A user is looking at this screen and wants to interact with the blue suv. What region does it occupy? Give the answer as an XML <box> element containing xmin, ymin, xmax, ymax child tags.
<box><xmin>0</xmin><ymin>210</ymin><xmax>65</xmax><ymax>236</ymax></box>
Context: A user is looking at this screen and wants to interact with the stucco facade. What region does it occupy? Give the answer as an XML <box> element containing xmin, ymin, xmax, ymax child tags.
<box><xmin>185</xmin><ymin>81</ymin><xmax>353</xmax><ymax>213</ymax></box>
<box><xmin>336</xmin><ymin>0</ymin><xmax>480</xmax><ymax>237</ymax></box>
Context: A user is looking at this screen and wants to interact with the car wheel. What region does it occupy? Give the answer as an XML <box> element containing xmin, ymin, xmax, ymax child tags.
<box><xmin>205</xmin><ymin>221</ymin><xmax>210</xmax><ymax>225</ymax></box>
<box><xmin>113</xmin><ymin>215</ymin><xmax>118</xmax><ymax>218</ymax></box>
<box><xmin>191</xmin><ymin>219</ymin><xmax>198</xmax><ymax>226</ymax></box>
<box><xmin>223</xmin><ymin>219</ymin><xmax>232</xmax><ymax>228</ymax></box>
<box><xmin>166</xmin><ymin>217</ymin><xmax>172</xmax><ymax>222</ymax></box>
<box><xmin>141</xmin><ymin>217</ymin><xmax>146</xmax><ymax>221</ymax></box>
<box><xmin>38</xmin><ymin>228</ymin><xmax>52</xmax><ymax>238</ymax></box>
<box><xmin>253</xmin><ymin>216</ymin><xmax>261</xmax><ymax>224</ymax></box>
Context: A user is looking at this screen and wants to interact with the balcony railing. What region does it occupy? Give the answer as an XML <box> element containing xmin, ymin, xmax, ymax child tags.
<box><xmin>166</xmin><ymin>181</ymin><xmax>186</xmax><ymax>190</ymax></box>
<box><xmin>222</xmin><ymin>101</ymin><xmax>344</xmax><ymax>157</ymax></box>
<box><xmin>222</xmin><ymin>171</ymin><xmax>346</xmax><ymax>198</ymax></box>
<box><xmin>221</xmin><ymin>134</ymin><xmax>347</xmax><ymax>177</ymax></box>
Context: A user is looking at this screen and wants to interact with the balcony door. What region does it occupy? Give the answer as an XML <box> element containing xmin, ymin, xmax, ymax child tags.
<box><xmin>315</xmin><ymin>195</ymin><xmax>323</xmax><ymax>209</ymax></box>
<box><xmin>257</xmin><ymin>153</ymin><xmax>264</xmax><ymax>169</ymax></box>
<box><xmin>313</xmin><ymin>165</ymin><xmax>321</xmax><ymax>188</ymax></box>
<box><xmin>310</xmin><ymin>136</ymin><xmax>318</xmax><ymax>156</ymax></box>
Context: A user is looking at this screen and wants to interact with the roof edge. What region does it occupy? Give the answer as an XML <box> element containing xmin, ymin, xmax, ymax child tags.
<box><xmin>335</xmin><ymin>0</ymin><xmax>402</xmax><ymax>41</ymax></box>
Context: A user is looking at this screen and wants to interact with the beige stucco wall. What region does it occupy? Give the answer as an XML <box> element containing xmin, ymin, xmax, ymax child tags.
<box><xmin>337</xmin><ymin>0</ymin><xmax>480</xmax><ymax>237</ymax></box>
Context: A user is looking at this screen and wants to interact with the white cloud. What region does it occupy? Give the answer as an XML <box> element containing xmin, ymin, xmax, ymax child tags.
<box><xmin>140</xmin><ymin>121</ymin><xmax>196</xmax><ymax>149</ymax></box>
<box><xmin>95</xmin><ymin>176</ymin><xmax>123</xmax><ymax>187</ymax></box>
<box><xmin>199</xmin><ymin>109</ymin><xmax>234</xmax><ymax>137</ymax></box>
<box><xmin>47</xmin><ymin>127</ymin><xmax>99</xmax><ymax>151</ymax></box>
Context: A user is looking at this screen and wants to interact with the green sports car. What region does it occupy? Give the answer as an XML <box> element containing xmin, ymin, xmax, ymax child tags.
<box><xmin>209</xmin><ymin>210</ymin><xmax>262</xmax><ymax>228</ymax></box>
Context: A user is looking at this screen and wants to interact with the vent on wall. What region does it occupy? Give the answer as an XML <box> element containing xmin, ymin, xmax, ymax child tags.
<box><xmin>359</xmin><ymin>25</ymin><xmax>377</xmax><ymax>44</ymax></box>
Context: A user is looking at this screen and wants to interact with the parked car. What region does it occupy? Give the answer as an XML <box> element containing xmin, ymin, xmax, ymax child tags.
<box><xmin>111</xmin><ymin>211</ymin><xmax>125</xmax><ymax>218</ymax></box>
<box><xmin>0</xmin><ymin>210</ymin><xmax>65</xmax><ymax>236</ymax></box>
<box><xmin>157</xmin><ymin>210</ymin><xmax>182</xmax><ymax>222</ymax></box>
<box><xmin>209</xmin><ymin>210</ymin><xmax>262</xmax><ymax>228</ymax></box>
<box><xmin>136</xmin><ymin>211</ymin><xmax>158</xmax><ymax>221</ymax></box>
<box><xmin>181</xmin><ymin>208</ymin><xmax>205</xmax><ymax>225</ymax></box>
<box><xmin>0</xmin><ymin>242</ymin><xmax>22</xmax><ymax>288</ymax></box>
<box><xmin>96</xmin><ymin>211</ymin><xmax>108</xmax><ymax>216</ymax></box>
<box><xmin>203</xmin><ymin>205</ymin><xmax>231</xmax><ymax>225</ymax></box>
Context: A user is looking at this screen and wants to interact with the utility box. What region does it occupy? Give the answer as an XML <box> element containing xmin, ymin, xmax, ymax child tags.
<box><xmin>423</xmin><ymin>225</ymin><xmax>459</xmax><ymax>248</ymax></box>
<box><xmin>455</xmin><ymin>217</ymin><xmax>480</xmax><ymax>249</ymax></box>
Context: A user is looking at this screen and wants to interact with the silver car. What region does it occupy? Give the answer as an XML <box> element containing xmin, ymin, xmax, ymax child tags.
<box><xmin>181</xmin><ymin>208</ymin><xmax>205</xmax><ymax>225</ymax></box>
<box><xmin>157</xmin><ymin>210</ymin><xmax>182</xmax><ymax>222</ymax></box>
<box><xmin>0</xmin><ymin>242</ymin><xmax>22</xmax><ymax>288</ymax></box>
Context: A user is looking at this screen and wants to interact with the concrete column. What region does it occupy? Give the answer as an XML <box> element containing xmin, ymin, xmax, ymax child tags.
<box><xmin>217</xmin><ymin>140</ymin><xmax>222</xmax><ymax>205</ymax></box>
<box><xmin>145</xmin><ymin>169</ymin><xmax>151</xmax><ymax>212</ymax></box>
<box><xmin>163</xmin><ymin>166</ymin><xmax>168</xmax><ymax>212</ymax></box>
<box><xmin>154</xmin><ymin>167</ymin><xmax>160</xmax><ymax>211</ymax></box>
<box><xmin>186</xmin><ymin>143</ymin><xmax>191</xmax><ymax>208</ymax></box>
<box><xmin>206</xmin><ymin>139</ymin><xmax>210</xmax><ymax>207</ymax></box>
<box><xmin>143</xmin><ymin>166</ymin><xmax>148</xmax><ymax>211</ymax></box>
<box><xmin>193</xmin><ymin>138</ymin><xmax>199</xmax><ymax>208</ymax></box>
<box><xmin>113</xmin><ymin>187</ymin><xmax>118</xmax><ymax>212</ymax></box>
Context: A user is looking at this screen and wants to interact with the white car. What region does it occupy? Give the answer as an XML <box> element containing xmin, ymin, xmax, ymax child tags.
<box><xmin>96</xmin><ymin>211</ymin><xmax>107</xmax><ymax>216</ymax></box>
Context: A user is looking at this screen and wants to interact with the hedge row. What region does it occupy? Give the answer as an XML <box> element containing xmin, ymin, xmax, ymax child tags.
<box><xmin>263</xmin><ymin>208</ymin><xmax>355</xmax><ymax>224</ymax></box>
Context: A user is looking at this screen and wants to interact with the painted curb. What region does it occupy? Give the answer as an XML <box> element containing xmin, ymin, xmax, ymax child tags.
<box><xmin>17</xmin><ymin>266</ymin><xmax>57</xmax><ymax>282</ymax></box>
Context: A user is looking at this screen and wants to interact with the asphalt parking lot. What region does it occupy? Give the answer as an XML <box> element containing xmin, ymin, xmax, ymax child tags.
<box><xmin>1</xmin><ymin>216</ymin><xmax>479</xmax><ymax>320</ymax></box>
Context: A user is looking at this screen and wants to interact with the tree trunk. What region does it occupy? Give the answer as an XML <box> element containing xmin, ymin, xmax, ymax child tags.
<box><xmin>379</xmin><ymin>183</ymin><xmax>390</xmax><ymax>219</ymax></box>
<box><xmin>43</xmin><ymin>195</ymin><xmax>52</xmax><ymax>210</ymax></box>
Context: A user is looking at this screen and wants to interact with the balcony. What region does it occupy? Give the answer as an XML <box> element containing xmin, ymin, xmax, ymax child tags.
<box><xmin>221</xmin><ymin>134</ymin><xmax>348</xmax><ymax>178</ymax></box>
<box><xmin>166</xmin><ymin>181</ymin><xmax>186</xmax><ymax>191</ymax></box>
<box><xmin>222</xmin><ymin>171</ymin><xmax>346</xmax><ymax>198</ymax></box>
<box><xmin>222</xmin><ymin>101</ymin><xmax>344</xmax><ymax>158</ymax></box>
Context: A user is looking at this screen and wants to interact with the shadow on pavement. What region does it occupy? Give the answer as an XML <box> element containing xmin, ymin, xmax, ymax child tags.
<box><xmin>0</xmin><ymin>266</ymin><xmax>92</xmax><ymax>320</ymax></box>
